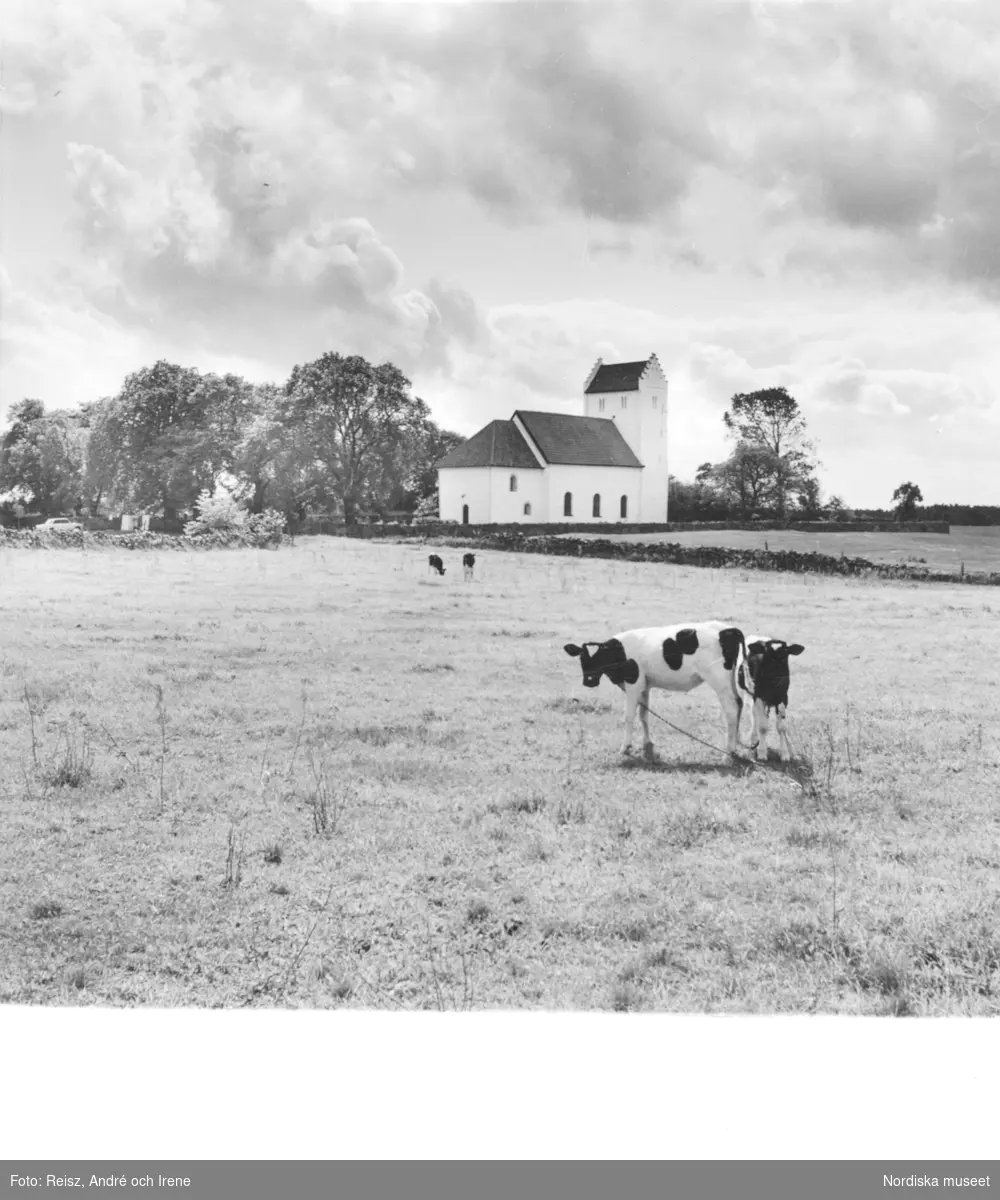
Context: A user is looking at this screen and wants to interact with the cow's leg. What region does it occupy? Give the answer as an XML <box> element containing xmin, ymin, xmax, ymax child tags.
<box><xmin>714</xmin><ymin>684</ymin><xmax>742</xmax><ymax>755</ymax></box>
<box><xmin>620</xmin><ymin>685</ymin><xmax>640</xmax><ymax>756</ymax></box>
<box><xmin>751</xmin><ymin>699</ymin><xmax>770</xmax><ymax>760</ymax></box>
<box><xmin>637</xmin><ymin>684</ymin><xmax>654</xmax><ymax>760</ymax></box>
<box><xmin>775</xmin><ymin>703</ymin><xmax>792</xmax><ymax>762</ymax></box>
<box><xmin>730</xmin><ymin>674</ymin><xmax>747</xmax><ymax>746</ymax></box>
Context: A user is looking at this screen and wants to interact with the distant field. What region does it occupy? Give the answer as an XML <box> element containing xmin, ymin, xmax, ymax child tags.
<box><xmin>571</xmin><ymin>525</ymin><xmax>1000</xmax><ymax>573</ymax></box>
<box><xmin>2</xmin><ymin>537</ymin><xmax>999</xmax><ymax>1013</ymax></box>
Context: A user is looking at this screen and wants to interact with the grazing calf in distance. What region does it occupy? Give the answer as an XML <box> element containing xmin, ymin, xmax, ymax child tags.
<box><xmin>564</xmin><ymin>621</ymin><xmax>749</xmax><ymax>760</ymax></box>
<box><xmin>738</xmin><ymin>637</ymin><xmax>805</xmax><ymax>762</ymax></box>
<box><xmin>428</xmin><ymin>554</ymin><xmax>446</xmax><ymax>576</ymax></box>
<box><xmin>462</xmin><ymin>553</ymin><xmax>476</xmax><ymax>581</ymax></box>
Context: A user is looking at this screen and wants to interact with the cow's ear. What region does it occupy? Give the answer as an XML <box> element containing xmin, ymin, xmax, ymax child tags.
<box><xmin>564</xmin><ymin>644</ymin><xmax>583</xmax><ymax>657</ymax></box>
<box><xmin>787</xmin><ymin>644</ymin><xmax>805</xmax><ymax>656</ymax></box>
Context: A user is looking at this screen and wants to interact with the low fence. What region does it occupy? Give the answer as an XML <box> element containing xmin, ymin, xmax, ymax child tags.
<box><xmin>426</xmin><ymin>532</ymin><xmax>998</xmax><ymax>587</ymax></box>
<box><xmin>6</xmin><ymin>521</ymin><xmax>986</xmax><ymax>585</ymax></box>
<box><xmin>295</xmin><ymin>517</ymin><xmax>951</xmax><ymax>538</ymax></box>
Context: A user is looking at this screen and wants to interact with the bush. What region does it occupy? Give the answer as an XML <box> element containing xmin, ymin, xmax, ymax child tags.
<box><xmin>184</xmin><ymin>486</ymin><xmax>248</xmax><ymax>536</ymax></box>
<box><xmin>245</xmin><ymin>509</ymin><xmax>287</xmax><ymax>546</ymax></box>
<box><xmin>182</xmin><ymin>486</ymin><xmax>286</xmax><ymax>547</ymax></box>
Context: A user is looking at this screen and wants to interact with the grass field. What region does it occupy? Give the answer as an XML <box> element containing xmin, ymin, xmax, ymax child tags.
<box><xmin>2</xmin><ymin>536</ymin><xmax>999</xmax><ymax>1013</ymax></box>
<box><xmin>572</xmin><ymin>525</ymin><xmax>1000</xmax><ymax>573</ymax></box>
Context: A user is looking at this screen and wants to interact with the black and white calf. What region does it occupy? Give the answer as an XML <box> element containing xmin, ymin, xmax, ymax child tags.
<box><xmin>738</xmin><ymin>637</ymin><xmax>805</xmax><ymax>762</ymax></box>
<box><xmin>428</xmin><ymin>554</ymin><xmax>446</xmax><ymax>576</ymax></box>
<box><xmin>564</xmin><ymin>621</ymin><xmax>749</xmax><ymax>759</ymax></box>
<box><xmin>462</xmin><ymin>553</ymin><xmax>476</xmax><ymax>581</ymax></box>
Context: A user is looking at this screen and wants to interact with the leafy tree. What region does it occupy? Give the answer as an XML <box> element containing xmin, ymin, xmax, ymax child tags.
<box><xmin>410</xmin><ymin>420</ymin><xmax>465</xmax><ymax>505</ymax></box>
<box><xmin>230</xmin><ymin>383</ymin><xmax>290</xmax><ymax>514</ymax></box>
<box><xmin>722</xmin><ymin>386</ymin><xmax>818</xmax><ymax>517</ymax></box>
<box><xmin>794</xmin><ymin>474</ymin><xmax>824</xmax><ymax>519</ymax></box>
<box><xmin>0</xmin><ymin>400</ymin><xmax>86</xmax><ymax>517</ymax></box>
<box><xmin>375</xmin><ymin>417</ymin><xmax>465</xmax><ymax>518</ymax></box>
<box><xmin>412</xmin><ymin>490</ymin><xmax>440</xmax><ymax>522</ymax></box>
<box><xmin>282</xmin><ymin>352</ymin><xmax>429</xmax><ymax>526</ymax></box>
<box><xmin>711</xmin><ymin>442</ymin><xmax>781</xmax><ymax>519</ymax></box>
<box><xmin>0</xmin><ymin>484</ymin><xmax>34</xmax><ymax>526</ymax></box>
<box><xmin>892</xmin><ymin>481</ymin><xmax>923</xmax><ymax>519</ymax></box>
<box><xmin>1</xmin><ymin>399</ymin><xmax>45</xmax><ymax>453</ymax></box>
<box><xmin>85</xmin><ymin>362</ymin><xmax>254</xmax><ymax>521</ymax></box>
<box><xmin>825</xmin><ymin>495</ymin><xmax>853</xmax><ymax>520</ymax></box>
<box><xmin>668</xmin><ymin>474</ymin><xmax>730</xmax><ymax>521</ymax></box>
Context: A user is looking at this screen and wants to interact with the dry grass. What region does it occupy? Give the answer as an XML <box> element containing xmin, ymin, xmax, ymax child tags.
<box><xmin>1</xmin><ymin>535</ymin><xmax>998</xmax><ymax>1012</ymax></box>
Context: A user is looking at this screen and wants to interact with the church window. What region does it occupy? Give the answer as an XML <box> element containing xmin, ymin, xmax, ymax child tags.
<box><xmin>509</xmin><ymin>474</ymin><xmax>518</xmax><ymax>492</ymax></box>
<box><xmin>620</xmin><ymin>495</ymin><xmax>628</xmax><ymax>519</ymax></box>
<box><xmin>563</xmin><ymin>492</ymin><xmax>573</xmax><ymax>517</ymax></box>
<box><xmin>523</xmin><ymin>502</ymin><xmax>532</xmax><ymax>516</ymax></box>
<box><xmin>593</xmin><ymin>494</ymin><xmax>601</xmax><ymax>518</ymax></box>
<box><xmin>621</xmin><ymin>396</ymin><xmax>627</xmax><ymax>409</ymax></box>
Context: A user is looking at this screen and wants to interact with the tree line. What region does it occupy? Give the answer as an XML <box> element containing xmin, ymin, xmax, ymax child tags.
<box><xmin>4</xmin><ymin>360</ymin><xmax>975</xmax><ymax>528</ymax></box>
<box><xmin>0</xmin><ymin>354</ymin><xmax>463</xmax><ymax>527</ymax></box>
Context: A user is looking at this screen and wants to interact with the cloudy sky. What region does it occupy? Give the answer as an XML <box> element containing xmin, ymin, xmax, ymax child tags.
<box><xmin>3</xmin><ymin>0</ymin><xmax>1000</xmax><ymax>506</ymax></box>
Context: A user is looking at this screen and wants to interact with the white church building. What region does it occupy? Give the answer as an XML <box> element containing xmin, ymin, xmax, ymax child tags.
<box><xmin>436</xmin><ymin>354</ymin><xmax>669</xmax><ymax>525</ymax></box>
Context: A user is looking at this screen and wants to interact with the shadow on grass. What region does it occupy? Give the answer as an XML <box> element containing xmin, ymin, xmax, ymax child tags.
<box><xmin>601</xmin><ymin>756</ymin><xmax>750</xmax><ymax>778</ymax></box>
<box><xmin>600</xmin><ymin>751</ymin><xmax>812</xmax><ymax>783</ymax></box>
<box><xmin>775</xmin><ymin>757</ymin><xmax>814</xmax><ymax>787</ymax></box>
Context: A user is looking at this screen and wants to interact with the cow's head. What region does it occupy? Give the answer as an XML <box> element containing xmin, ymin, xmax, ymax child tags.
<box><xmin>743</xmin><ymin>639</ymin><xmax>805</xmax><ymax>707</ymax></box>
<box><xmin>564</xmin><ymin>639</ymin><xmax>639</xmax><ymax>688</ymax></box>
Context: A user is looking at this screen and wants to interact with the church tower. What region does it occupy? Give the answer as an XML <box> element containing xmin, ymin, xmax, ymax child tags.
<box><xmin>582</xmin><ymin>354</ymin><xmax>669</xmax><ymax>522</ymax></box>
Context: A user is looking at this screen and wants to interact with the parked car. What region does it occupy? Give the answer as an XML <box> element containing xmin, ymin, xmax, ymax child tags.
<box><xmin>37</xmin><ymin>517</ymin><xmax>83</xmax><ymax>532</ymax></box>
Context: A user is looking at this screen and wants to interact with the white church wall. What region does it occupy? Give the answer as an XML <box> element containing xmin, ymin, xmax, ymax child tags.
<box><xmin>490</xmin><ymin>469</ymin><xmax>547</xmax><ymax>523</ymax></box>
<box><xmin>544</xmin><ymin>464</ymin><xmax>642</xmax><ymax>523</ymax></box>
<box><xmin>439</xmin><ymin>468</ymin><xmax>547</xmax><ymax>523</ymax></box>
<box><xmin>439</xmin><ymin>467</ymin><xmax>493</xmax><ymax>524</ymax></box>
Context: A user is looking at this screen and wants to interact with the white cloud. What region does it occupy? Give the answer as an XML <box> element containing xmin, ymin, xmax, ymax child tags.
<box><xmin>5</xmin><ymin>0</ymin><xmax>1000</xmax><ymax>513</ymax></box>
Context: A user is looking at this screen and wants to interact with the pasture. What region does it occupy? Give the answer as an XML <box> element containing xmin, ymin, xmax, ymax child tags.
<box><xmin>573</xmin><ymin>524</ymin><xmax>1000</xmax><ymax>574</ymax></box>
<box><xmin>1</xmin><ymin>537</ymin><xmax>998</xmax><ymax>1013</ymax></box>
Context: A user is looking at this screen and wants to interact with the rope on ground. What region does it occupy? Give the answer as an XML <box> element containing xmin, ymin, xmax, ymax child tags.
<box><xmin>635</xmin><ymin>698</ymin><xmax>806</xmax><ymax>789</ymax></box>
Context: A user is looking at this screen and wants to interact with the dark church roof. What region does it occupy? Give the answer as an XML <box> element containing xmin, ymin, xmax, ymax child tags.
<box><xmin>584</xmin><ymin>360</ymin><xmax>650</xmax><ymax>394</ymax></box>
<box><xmin>514</xmin><ymin>411</ymin><xmax>643</xmax><ymax>468</ymax></box>
<box><xmin>435</xmin><ymin>420</ymin><xmax>542</xmax><ymax>470</ymax></box>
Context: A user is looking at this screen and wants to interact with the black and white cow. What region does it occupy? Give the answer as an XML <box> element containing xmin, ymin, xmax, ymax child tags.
<box><xmin>738</xmin><ymin>637</ymin><xmax>805</xmax><ymax>762</ymax></box>
<box><xmin>428</xmin><ymin>554</ymin><xmax>446</xmax><ymax>576</ymax></box>
<box><xmin>564</xmin><ymin>621</ymin><xmax>750</xmax><ymax>759</ymax></box>
<box><xmin>462</xmin><ymin>553</ymin><xmax>476</xmax><ymax>581</ymax></box>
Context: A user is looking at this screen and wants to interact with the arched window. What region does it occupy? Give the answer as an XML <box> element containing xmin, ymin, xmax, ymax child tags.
<box><xmin>563</xmin><ymin>492</ymin><xmax>573</xmax><ymax>517</ymax></box>
<box><xmin>621</xmin><ymin>396</ymin><xmax>627</xmax><ymax>409</ymax></box>
<box><xmin>620</xmin><ymin>495</ymin><xmax>628</xmax><ymax>519</ymax></box>
<box><xmin>598</xmin><ymin>397</ymin><xmax>605</xmax><ymax>413</ymax></box>
<box><xmin>509</xmin><ymin>474</ymin><xmax>518</xmax><ymax>492</ymax></box>
<box><xmin>523</xmin><ymin>502</ymin><xmax>532</xmax><ymax>517</ymax></box>
<box><xmin>592</xmin><ymin>493</ymin><xmax>601</xmax><ymax>518</ymax></box>
<box><xmin>462</xmin><ymin>504</ymin><xmax>469</xmax><ymax>525</ymax></box>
